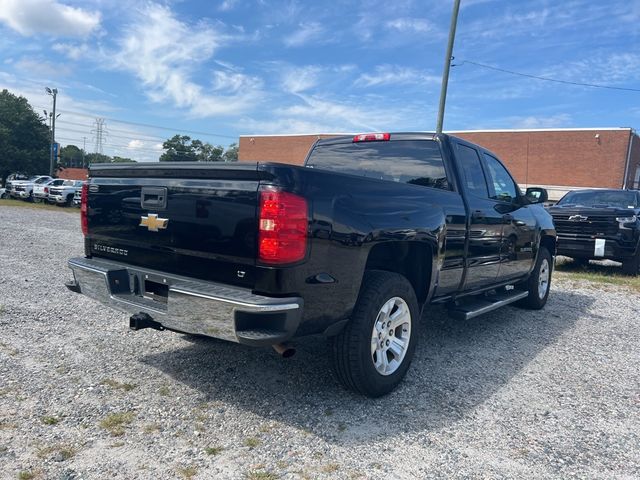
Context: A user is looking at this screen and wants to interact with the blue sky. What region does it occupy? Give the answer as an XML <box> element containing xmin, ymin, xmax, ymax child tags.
<box><xmin>0</xmin><ymin>0</ymin><xmax>639</xmax><ymax>161</ymax></box>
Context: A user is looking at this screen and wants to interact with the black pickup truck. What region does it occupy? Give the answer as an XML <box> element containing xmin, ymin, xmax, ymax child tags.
<box><xmin>67</xmin><ymin>132</ymin><xmax>556</xmax><ymax>397</ymax></box>
<box><xmin>548</xmin><ymin>189</ymin><xmax>640</xmax><ymax>275</ymax></box>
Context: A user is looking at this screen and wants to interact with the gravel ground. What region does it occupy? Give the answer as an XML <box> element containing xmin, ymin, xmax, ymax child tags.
<box><xmin>0</xmin><ymin>206</ymin><xmax>639</xmax><ymax>480</ymax></box>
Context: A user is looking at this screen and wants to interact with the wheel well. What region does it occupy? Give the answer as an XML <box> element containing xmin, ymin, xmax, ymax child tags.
<box><xmin>540</xmin><ymin>235</ymin><xmax>556</xmax><ymax>257</ymax></box>
<box><xmin>364</xmin><ymin>242</ymin><xmax>433</xmax><ymax>303</ymax></box>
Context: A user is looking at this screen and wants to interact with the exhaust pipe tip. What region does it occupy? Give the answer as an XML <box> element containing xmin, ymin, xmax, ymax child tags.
<box><xmin>272</xmin><ymin>342</ymin><xmax>296</xmax><ymax>358</ymax></box>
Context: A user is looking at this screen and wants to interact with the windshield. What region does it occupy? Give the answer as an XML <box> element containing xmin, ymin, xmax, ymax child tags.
<box><xmin>557</xmin><ymin>190</ymin><xmax>639</xmax><ymax>208</ymax></box>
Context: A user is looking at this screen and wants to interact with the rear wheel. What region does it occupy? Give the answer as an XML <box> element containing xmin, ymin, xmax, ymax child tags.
<box><xmin>33</xmin><ymin>197</ymin><xmax>42</xmax><ymax>203</ymax></box>
<box><xmin>330</xmin><ymin>271</ymin><xmax>419</xmax><ymax>397</ymax></box>
<box><xmin>516</xmin><ymin>247</ymin><xmax>552</xmax><ymax>309</ymax></box>
<box><xmin>65</xmin><ymin>193</ymin><xmax>74</xmax><ymax>206</ymax></box>
<box><xmin>622</xmin><ymin>253</ymin><xmax>640</xmax><ymax>276</ymax></box>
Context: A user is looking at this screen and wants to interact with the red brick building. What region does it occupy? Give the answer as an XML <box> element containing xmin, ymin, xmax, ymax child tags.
<box><xmin>56</xmin><ymin>167</ymin><xmax>88</xmax><ymax>180</ymax></box>
<box><xmin>239</xmin><ymin>128</ymin><xmax>640</xmax><ymax>201</ymax></box>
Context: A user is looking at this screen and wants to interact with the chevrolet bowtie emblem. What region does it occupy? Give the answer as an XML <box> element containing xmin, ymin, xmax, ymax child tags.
<box><xmin>140</xmin><ymin>213</ymin><xmax>169</xmax><ymax>232</ymax></box>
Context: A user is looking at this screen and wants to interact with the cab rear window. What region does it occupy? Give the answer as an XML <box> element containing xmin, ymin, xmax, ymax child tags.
<box><xmin>306</xmin><ymin>140</ymin><xmax>450</xmax><ymax>190</ymax></box>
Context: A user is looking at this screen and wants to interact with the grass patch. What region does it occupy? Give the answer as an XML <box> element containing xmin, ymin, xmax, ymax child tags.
<box><xmin>158</xmin><ymin>386</ymin><xmax>170</xmax><ymax>396</ymax></box>
<box><xmin>177</xmin><ymin>466</ymin><xmax>198</xmax><ymax>479</ymax></box>
<box><xmin>99</xmin><ymin>411</ymin><xmax>135</xmax><ymax>436</ymax></box>
<box><xmin>204</xmin><ymin>446</ymin><xmax>223</xmax><ymax>455</ymax></box>
<box><xmin>36</xmin><ymin>444</ymin><xmax>76</xmax><ymax>460</ymax></box>
<box><xmin>142</xmin><ymin>423</ymin><xmax>161</xmax><ymax>434</ymax></box>
<box><xmin>322</xmin><ymin>463</ymin><xmax>340</xmax><ymax>473</ymax></box>
<box><xmin>41</xmin><ymin>416</ymin><xmax>59</xmax><ymax>425</ymax></box>
<box><xmin>245</xmin><ymin>471</ymin><xmax>279</xmax><ymax>480</ymax></box>
<box><xmin>102</xmin><ymin>378</ymin><xmax>136</xmax><ymax>391</ymax></box>
<box><xmin>0</xmin><ymin>420</ymin><xmax>17</xmax><ymax>430</ymax></box>
<box><xmin>555</xmin><ymin>258</ymin><xmax>640</xmax><ymax>292</ymax></box>
<box><xmin>0</xmin><ymin>198</ymin><xmax>77</xmax><ymax>213</ymax></box>
<box><xmin>18</xmin><ymin>471</ymin><xmax>36</xmax><ymax>480</ymax></box>
<box><xmin>244</xmin><ymin>437</ymin><xmax>261</xmax><ymax>449</ymax></box>
<box><xmin>0</xmin><ymin>342</ymin><xmax>18</xmax><ymax>356</ymax></box>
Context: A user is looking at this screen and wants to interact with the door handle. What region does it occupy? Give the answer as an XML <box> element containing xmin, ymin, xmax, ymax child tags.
<box><xmin>472</xmin><ymin>210</ymin><xmax>485</xmax><ymax>219</ymax></box>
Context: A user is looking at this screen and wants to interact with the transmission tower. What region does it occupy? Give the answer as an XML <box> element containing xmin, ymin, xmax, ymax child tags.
<box><xmin>91</xmin><ymin>118</ymin><xmax>107</xmax><ymax>155</ymax></box>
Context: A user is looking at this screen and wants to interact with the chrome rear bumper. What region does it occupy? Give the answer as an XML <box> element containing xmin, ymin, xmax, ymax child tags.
<box><xmin>67</xmin><ymin>257</ymin><xmax>303</xmax><ymax>346</ymax></box>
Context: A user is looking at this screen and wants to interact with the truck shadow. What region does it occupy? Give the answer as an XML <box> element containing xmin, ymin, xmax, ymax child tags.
<box><xmin>139</xmin><ymin>290</ymin><xmax>593</xmax><ymax>445</ymax></box>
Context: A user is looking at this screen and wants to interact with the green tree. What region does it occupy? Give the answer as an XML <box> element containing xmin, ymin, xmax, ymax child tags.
<box><xmin>60</xmin><ymin>144</ymin><xmax>84</xmax><ymax>168</ymax></box>
<box><xmin>193</xmin><ymin>140</ymin><xmax>224</xmax><ymax>161</ymax></box>
<box><xmin>85</xmin><ymin>153</ymin><xmax>112</xmax><ymax>164</ymax></box>
<box><xmin>112</xmin><ymin>156</ymin><xmax>136</xmax><ymax>163</ymax></box>
<box><xmin>0</xmin><ymin>89</ymin><xmax>50</xmax><ymax>182</ymax></box>
<box><xmin>223</xmin><ymin>143</ymin><xmax>238</xmax><ymax>162</ymax></box>
<box><xmin>159</xmin><ymin>135</ymin><xmax>198</xmax><ymax>162</ymax></box>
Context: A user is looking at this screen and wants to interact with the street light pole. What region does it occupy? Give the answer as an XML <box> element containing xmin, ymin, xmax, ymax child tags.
<box><xmin>46</xmin><ymin>87</ymin><xmax>58</xmax><ymax>176</ymax></box>
<box><xmin>436</xmin><ymin>0</ymin><xmax>461</xmax><ymax>134</ymax></box>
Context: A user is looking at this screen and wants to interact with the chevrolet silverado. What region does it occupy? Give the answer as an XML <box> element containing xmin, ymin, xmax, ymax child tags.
<box><xmin>66</xmin><ymin>132</ymin><xmax>556</xmax><ymax>397</ymax></box>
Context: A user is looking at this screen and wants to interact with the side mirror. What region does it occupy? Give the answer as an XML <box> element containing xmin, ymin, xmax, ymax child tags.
<box><xmin>525</xmin><ymin>187</ymin><xmax>548</xmax><ymax>204</ymax></box>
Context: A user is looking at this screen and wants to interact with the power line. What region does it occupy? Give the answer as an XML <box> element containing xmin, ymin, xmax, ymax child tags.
<box><xmin>57</xmin><ymin>119</ymin><xmax>165</xmax><ymax>141</ymax></box>
<box><xmin>455</xmin><ymin>59</ymin><xmax>640</xmax><ymax>92</ymax></box>
<box><xmin>33</xmin><ymin>104</ymin><xmax>238</xmax><ymax>139</ymax></box>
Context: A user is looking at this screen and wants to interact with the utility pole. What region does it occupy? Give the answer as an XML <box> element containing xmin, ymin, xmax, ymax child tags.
<box><xmin>45</xmin><ymin>87</ymin><xmax>58</xmax><ymax>175</ymax></box>
<box><xmin>436</xmin><ymin>0</ymin><xmax>461</xmax><ymax>133</ymax></box>
<box><xmin>82</xmin><ymin>136</ymin><xmax>87</xmax><ymax>168</ymax></box>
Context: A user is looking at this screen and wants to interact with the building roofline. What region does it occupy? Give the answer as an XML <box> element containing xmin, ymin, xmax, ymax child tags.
<box><xmin>449</xmin><ymin>127</ymin><xmax>633</xmax><ymax>133</ymax></box>
<box><xmin>239</xmin><ymin>127</ymin><xmax>634</xmax><ymax>138</ymax></box>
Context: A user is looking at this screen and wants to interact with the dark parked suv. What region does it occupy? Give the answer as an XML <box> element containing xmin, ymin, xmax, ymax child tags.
<box><xmin>548</xmin><ymin>189</ymin><xmax>640</xmax><ymax>275</ymax></box>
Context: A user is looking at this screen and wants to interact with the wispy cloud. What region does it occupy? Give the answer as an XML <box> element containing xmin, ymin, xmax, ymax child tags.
<box><xmin>506</xmin><ymin>113</ymin><xmax>572</xmax><ymax>129</ymax></box>
<box><xmin>385</xmin><ymin>18</ymin><xmax>436</xmax><ymax>34</ymax></box>
<box><xmin>356</xmin><ymin>65</ymin><xmax>440</xmax><ymax>88</ymax></box>
<box><xmin>283</xmin><ymin>22</ymin><xmax>325</xmax><ymax>47</ymax></box>
<box><xmin>281</xmin><ymin>66</ymin><xmax>322</xmax><ymax>93</ymax></box>
<box><xmin>0</xmin><ymin>0</ymin><xmax>100</xmax><ymax>37</ymax></box>
<box><xmin>109</xmin><ymin>4</ymin><xmax>263</xmax><ymax>117</ymax></box>
<box><xmin>52</xmin><ymin>42</ymin><xmax>90</xmax><ymax>60</ymax></box>
<box><xmin>218</xmin><ymin>0</ymin><xmax>239</xmax><ymax>12</ymax></box>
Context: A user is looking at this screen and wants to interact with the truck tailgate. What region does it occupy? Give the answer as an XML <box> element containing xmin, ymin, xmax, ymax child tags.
<box><xmin>86</xmin><ymin>162</ymin><xmax>269</xmax><ymax>287</ymax></box>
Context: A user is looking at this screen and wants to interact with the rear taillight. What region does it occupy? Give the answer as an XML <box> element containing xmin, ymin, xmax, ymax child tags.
<box><xmin>80</xmin><ymin>183</ymin><xmax>89</xmax><ymax>236</ymax></box>
<box><xmin>353</xmin><ymin>132</ymin><xmax>390</xmax><ymax>142</ymax></box>
<box><xmin>258</xmin><ymin>188</ymin><xmax>308</xmax><ymax>265</ymax></box>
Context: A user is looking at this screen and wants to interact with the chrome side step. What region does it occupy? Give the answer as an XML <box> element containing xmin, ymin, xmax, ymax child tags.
<box><xmin>447</xmin><ymin>290</ymin><xmax>528</xmax><ymax>320</ymax></box>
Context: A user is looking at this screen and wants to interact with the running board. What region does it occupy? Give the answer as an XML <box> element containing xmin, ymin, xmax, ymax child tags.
<box><xmin>447</xmin><ymin>290</ymin><xmax>528</xmax><ymax>320</ymax></box>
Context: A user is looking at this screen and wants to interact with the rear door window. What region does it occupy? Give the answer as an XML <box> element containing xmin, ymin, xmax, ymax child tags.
<box><xmin>455</xmin><ymin>144</ymin><xmax>489</xmax><ymax>198</ymax></box>
<box><xmin>306</xmin><ymin>140</ymin><xmax>450</xmax><ymax>190</ymax></box>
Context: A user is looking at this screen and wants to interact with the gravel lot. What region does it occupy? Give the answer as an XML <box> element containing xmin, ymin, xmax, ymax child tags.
<box><xmin>1</xmin><ymin>206</ymin><xmax>639</xmax><ymax>480</ymax></box>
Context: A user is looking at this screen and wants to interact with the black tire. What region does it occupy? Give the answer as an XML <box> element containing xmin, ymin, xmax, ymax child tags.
<box><xmin>330</xmin><ymin>270</ymin><xmax>419</xmax><ymax>398</ymax></box>
<box><xmin>516</xmin><ymin>247</ymin><xmax>552</xmax><ymax>309</ymax></box>
<box><xmin>33</xmin><ymin>197</ymin><xmax>42</xmax><ymax>203</ymax></box>
<box><xmin>622</xmin><ymin>253</ymin><xmax>640</xmax><ymax>276</ymax></box>
<box><xmin>65</xmin><ymin>194</ymin><xmax>74</xmax><ymax>206</ymax></box>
